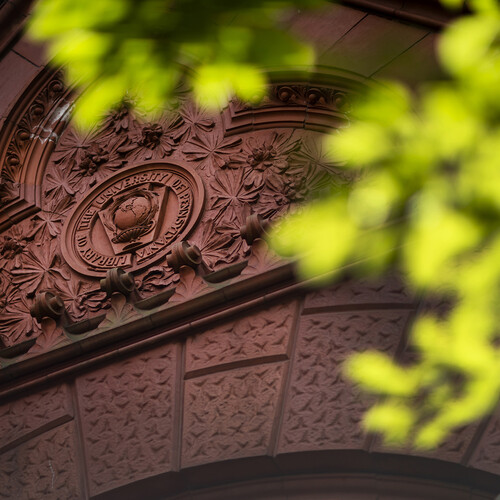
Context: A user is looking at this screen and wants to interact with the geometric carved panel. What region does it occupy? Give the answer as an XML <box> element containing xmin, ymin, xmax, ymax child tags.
<box><xmin>0</xmin><ymin>383</ymin><xmax>73</xmax><ymax>452</ymax></box>
<box><xmin>278</xmin><ymin>310</ymin><xmax>411</xmax><ymax>453</ymax></box>
<box><xmin>304</xmin><ymin>274</ymin><xmax>414</xmax><ymax>310</ymax></box>
<box><xmin>182</xmin><ymin>363</ymin><xmax>284</xmax><ymax>468</ymax></box>
<box><xmin>76</xmin><ymin>343</ymin><xmax>178</xmax><ymax>496</ymax></box>
<box><xmin>0</xmin><ymin>421</ymin><xmax>82</xmax><ymax>500</ymax></box>
<box><xmin>185</xmin><ymin>300</ymin><xmax>298</xmax><ymax>376</ymax></box>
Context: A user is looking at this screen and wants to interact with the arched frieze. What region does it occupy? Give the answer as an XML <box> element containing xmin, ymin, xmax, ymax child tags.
<box><xmin>222</xmin><ymin>68</ymin><xmax>369</xmax><ymax>136</ymax></box>
<box><xmin>0</xmin><ymin>68</ymin><xmax>72</xmax><ymax>232</ymax></box>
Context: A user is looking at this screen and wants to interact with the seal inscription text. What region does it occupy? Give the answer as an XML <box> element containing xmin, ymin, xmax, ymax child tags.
<box><xmin>62</xmin><ymin>161</ymin><xmax>204</xmax><ymax>276</ymax></box>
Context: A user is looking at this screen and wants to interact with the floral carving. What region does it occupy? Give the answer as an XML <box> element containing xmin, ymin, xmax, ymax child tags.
<box><xmin>184</xmin><ymin>133</ymin><xmax>242</xmax><ymax>171</ymax></box>
<box><xmin>99</xmin><ymin>99</ymin><xmax>138</xmax><ymax>138</ymax></box>
<box><xmin>0</xmin><ymin>77</ymin><xmax>358</xmax><ymax>356</ymax></box>
<box><xmin>123</xmin><ymin>115</ymin><xmax>184</xmax><ymax>161</ymax></box>
<box><xmin>79</xmin><ymin>288</ymin><xmax>110</xmax><ymax>313</ymax></box>
<box><xmin>98</xmin><ymin>293</ymin><xmax>140</xmax><ymax>329</ymax></box>
<box><xmin>287</xmin><ymin>135</ymin><xmax>347</xmax><ymax>177</ymax></box>
<box><xmin>135</xmin><ymin>266</ymin><xmax>177</xmax><ymax>294</ymax></box>
<box><xmin>190</xmin><ymin>220</ymin><xmax>237</xmax><ymax>270</ymax></box>
<box><xmin>29</xmin><ymin>317</ymin><xmax>68</xmax><ymax>354</ymax></box>
<box><xmin>0</xmin><ymin>285</ymin><xmax>37</xmax><ymax>346</ymax></box>
<box><xmin>43</xmin><ymin>165</ymin><xmax>78</xmax><ymax>205</ymax></box>
<box><xmin>77</xmin><ymin>143</ymin><xmax>110</xmax><ymax>175</ymax></box>
<box><xmin>244</xmin><ymin>132</ymin><xmax>299</xmax><ymax>174</ymax></box>
<box><xmin>169</xmin><ymin>267</ymin><xmax>210</xmax><ymax>303</ymax></box>
<box><xmin>178</xmin><ymin>103</ymin><xmax>216</xmax><ymax>142</ymax></box>
<box><xmin>210</xmin><ymin>168</ymin><xmax>260</xmax><ymax>223</ymax></box>
<box><xmin>0</xmin><ymin>178</ymin><xmax>20</xmax><ymax>205</ymax></box>
<box><xmin>52</xmin><ymin>127</ymin><xmax>126</xmax><ymax>192</ymax></box>
<box><xmin>11</xmin><ymin>241</ymin><xmax>70</xmax><ymax>297</ymax></box>
<box><xmin>55</xmin><ymin>279</ymin><xmax>93</xmax><ymax>321</ymax></box>
<box><xmin>0</xmin><ymin>227</ymin><xmax>27</xmax><ymax>271</ymax></box>
<box><xmin>240</xmin><ymin>239</ymin><xmax>283</xmax><ymax>277</ymax></box>
<box><xmin>27</xmin><ymin>210</ymin><xmax>63</xmax><ymax>241</ymax></box>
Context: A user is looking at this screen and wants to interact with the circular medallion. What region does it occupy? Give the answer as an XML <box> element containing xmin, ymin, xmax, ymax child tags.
<box><xmin>61</xmin><ymin>161</ymin><xmax>205</xmax><ymax>277</ymax></box>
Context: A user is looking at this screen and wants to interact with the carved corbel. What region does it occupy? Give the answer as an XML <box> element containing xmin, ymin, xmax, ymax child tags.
<box><xmin>166</xmin><ymin>240</ymin><xmax>203</xmax><ymax>272</ymax></box>
<box><xmin>100</xmin><ymin>267</ymin><xmax>136</xmax><ymax>298</ymax></box>
<box><xmin>240</xmin><ymin>213</ymin><xmax>270</xmax><ymax>245</ymax></box>
<box><xmin>30</xmin><ymin>291</ymin><xmax>66</xmax><ymax>323</ymax></box>
<box><xmin>98</xmin><ymin>268</ymin><xmax>141</xmax><ymax>329</ymax></box>
<box><xmin>29</xmin><ymin>291</ymin><xmax>70</xmax><ymax>353</ymax></box>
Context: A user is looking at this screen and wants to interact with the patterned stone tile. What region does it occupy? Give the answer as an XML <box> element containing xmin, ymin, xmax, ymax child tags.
<box><xmin>182</xmin><ymin>363</ymin><xmax>284</xmax><ymax>467</ymax></box>
<box><xmin>77</xmin><ymin>343</ymin><xmax>178</xmax><ymax>496</ymax></box>
<box><xmin>278</xmin><ymin>310</ymin><xmax>410</xmax><ymax>453</ymax></box>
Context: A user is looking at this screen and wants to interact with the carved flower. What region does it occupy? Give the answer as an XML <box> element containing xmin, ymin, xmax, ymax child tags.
<box><xmin>78</xmin><ymin>143</ymin><xmax>109</xmax><ymax>175</ymax></box>
<box><xmin>100</xmin><ymin>99</ymin><xmax>137</xmax><ymax>136</ymax></box>
<box><xmin>258</xmin><ymin>175</ymin><xmax>290</xmax><ymax>219</ymax></box>
<box><xmin>0</xmin><ymin>284</ymin><xmax>37</xmax><ymax>346</ymax></box>
<box><xmin>258</xmin><ymin>162</ymin><xmax>335</xmax><ymax>219</ymax></box>
<box><xmin>53</xmin><ymin>127</ymin><xmax>126</xmax><ymax>192</ymax></box>
<box><xmin>78</xmin><ymin>288</ymin><xmax>110</xmax><ymax>313</ymax></box>
<box><xmin>44</xmin><ymin>164</ymin><xmax>78</xmax><ymax>204</ymax></box>
<box><xmin>52</xmin><ymin>127</ymin><xmax>98</xmax><ymax>168</ymax></box>
<box><xmin>247</xmin><ymin>132</ymin><xmax>298</xmax><ymax>171</ymax></box>
<box><xmin>11</xmin><ymin>241</ymin><xmax>71</xmax><ymax>297</ymax></box>
<box><xmin>55</xmin><ymin>279</ymin><xmax>91</xmax><ymax>321</ymax></box>
<box><xmin>124</xmin><ymin>115</ymin><xmax>183</xmax><ymax>161</ymax></box>
<box><xmin>287</xmin><ymin>135</ymin><xmax>350</xmax><ymax>179</ymax></box>
<box><xmin>135</xmin><ymin>266</ymin><xmax>176</xmax><ymax>294</ymax></box>
<box><xmin>190</xmin><ymin>220</ymin><xmax>234</xmax><ymax>270</ymax></box>
<box><xmin>27</xmin><ymin>211</ymin><xmax>63</xmax><ymax>241</ymax></box>
<box><xmin>176</xmin><ymin>103</ymin><xmax>215</xmax><ymax>142</ymax></box>
<box><xmin>76</xmin><ymin>143</ymin><xmax>125</xmax><ymax>192</ymax></box>
<box><xmin>210</xmin><ymin>169</ymin><xmax>260</xmax><ymax>223</ymax></box>
<box><xmin>0</xmin><ymin>225</ymin><xmax>28</xmax><ymax>270</ymax></box>
<box><xmin>215</xmin><ymin>213</ymin><xmax>253</xmax><ymax>264</ymax></box>
<box><xmin>184</xmin><ymin>133</ymin><xmax>242</xmax><ymax>171</ymax></box>
<box><xmin>239</xmin><ymin>132</ymin><xmax>301</xmax><ymax>187</ymax></box>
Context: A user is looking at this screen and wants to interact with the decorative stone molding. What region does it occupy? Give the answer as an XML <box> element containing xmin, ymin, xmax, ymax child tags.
<box><xmin>222</xmin><ymin>70</ymin><xmax>366</xmax><ymax>136</ymax></box>
<box><xmin>0</xmin><ymin>69</ymin><xmax>71</xmax><ymax>232</ymax></box>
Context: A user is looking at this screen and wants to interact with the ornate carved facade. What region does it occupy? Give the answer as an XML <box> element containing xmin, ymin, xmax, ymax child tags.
<box><xmin>0</xmin><ymin>1</ymin><xmax>499</xmax><ymax>499</ymax></box>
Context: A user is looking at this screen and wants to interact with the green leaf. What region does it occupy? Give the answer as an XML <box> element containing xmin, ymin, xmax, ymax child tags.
<box><xmin>364</xmin><ymin>401</ymin><xmax>416</xmax><ymax>444</ymax></box>
<box><xmin>345</xmin><ymin>352</ymin><xmax>419</xmax><ymax>396</ymax></box>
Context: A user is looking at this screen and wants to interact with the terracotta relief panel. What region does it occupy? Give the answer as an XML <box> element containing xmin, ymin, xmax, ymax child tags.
<box><xmin>304</xmin><ymin>274</ymin><xmax>414</xmax><ymax>310</ymax></box>
<box><xmin>76</xmin><ymin>342</ymin><xmax>178</xmax><ymax>496</ymax></box>
<box><xmin>0</xmin><ymin>421</ymin><xmax>82</xmax><ymax>500</ymax></box>
<box><xmin>0</xmin><ymin>70</ymin><xmax>351</xmax><ymax>352</ymax></box>
<box><xmin>185</xmin><ymin>300</ymin><xmax>298</xmax><ymax>375</ymax></box>
<box><xmin>182</xmin><ymin>363</ymin><xmax>284</xmax><ymax>468</ymax></box>
<box><xmin>0</xmin><ymin>383</ymin><xmax>73</xmax><ymax>452</ymax></box>
<box><xmin>277</xmin><ymin>310</ymin><xmax>411</xmax><ymax>453</ymax></box>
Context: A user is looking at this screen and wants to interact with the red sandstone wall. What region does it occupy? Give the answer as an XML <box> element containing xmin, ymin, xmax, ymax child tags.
<box><xmin>1</xmin><ymin>3</ymin><xmax>499</xmax><ymax>500</ymax></box>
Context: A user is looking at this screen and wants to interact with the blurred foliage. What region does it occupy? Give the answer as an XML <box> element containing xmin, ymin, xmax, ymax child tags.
<box><xmin>271</xmin><ymin>0</ymin><xmax>500</xmax><ymax>448</ymax></box>
<box><xmin>28</xmin><ymin>0</ymin><xmax>319</xmax><ymax>127</ymax></box>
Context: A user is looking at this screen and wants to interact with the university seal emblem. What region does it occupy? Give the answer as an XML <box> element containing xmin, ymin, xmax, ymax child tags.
<box><xmin>61</xmin><ymin>161</ymin><xmax>204</xmax><ymax>276</ymax></box>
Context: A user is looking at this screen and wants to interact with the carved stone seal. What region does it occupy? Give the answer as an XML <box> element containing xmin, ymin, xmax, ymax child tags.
<box><xmin>61</xmin><ymin>161</ymin><xmax>204</xmax><ymax>276</ymax></box>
